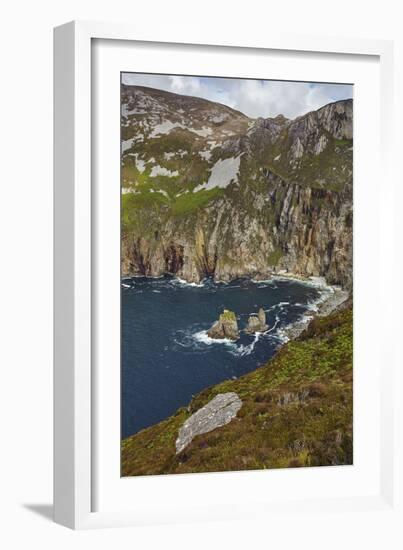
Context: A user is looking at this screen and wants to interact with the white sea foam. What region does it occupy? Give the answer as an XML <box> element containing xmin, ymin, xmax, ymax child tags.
<box><xmin>273</xmin><ymin>329</ymin><xmax>291</xmax><ymax>344</ymax></box>
<box><xmin>231</xmin><ymin>332</ymin><xmax>261</xmax><ymax>357</ymax></box>
<box><xmin>173</xmin><ymin>277</ymin><xmax>205</xmax><ymax>288</ymax></box>
<box><xmin>268</xmin><ymin>315</ymin><xmax>281</xmax><ymax>333</ymax></box>
<box><xmin>250</xmin><ymin>277</ymin><xmax>275</xmax><ymax>285</ymax></box>
<box><xmin>270</xmin><ymin>279</ymin><xmax>335</xmax><ymax>344</ymax></box>
<box><xmin>263</xmin><ymin>304</ymin><xmax>278</xmax><ymax>314</ymax></box>
<box><xmin>193</xmin><ymin>330</ymin><xmax>236</xmax><ymax>347</ymax></box>
<box><xmin>231</xmin><ymin>315</ymin><xmax>282</xmax><ymax>357</ymax></box>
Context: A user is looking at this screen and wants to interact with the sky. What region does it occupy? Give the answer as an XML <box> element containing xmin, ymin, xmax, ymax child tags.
<box><xmin>122</xmin><ymin>73</ymin><xmax>353</xmax><ymax>120</ymax></box>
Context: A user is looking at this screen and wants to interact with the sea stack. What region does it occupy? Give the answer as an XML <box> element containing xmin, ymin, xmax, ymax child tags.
<box><xmin>207</xmin><ymin>309</ymin><xmax>240</xmax><ymax>341</ymax></box>
<box><xmin>245</xmin><ymin>308</ymin><xmax>269</xmax><ymax>333</ymax></box>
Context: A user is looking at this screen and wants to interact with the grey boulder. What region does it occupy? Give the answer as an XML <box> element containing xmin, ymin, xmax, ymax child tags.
<box><xmin>175</xmin><ymin>392</ymin><xmax>242</xmax><ymax>454</ymax></box>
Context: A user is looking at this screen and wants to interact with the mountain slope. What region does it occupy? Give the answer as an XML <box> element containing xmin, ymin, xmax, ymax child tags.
<box><xmin>122</xmin><ymin>307</ymin><xmax>353</xmax><ymax>476</ymax></box>
<box><xmin>121</xmin><ymin>85</ymin><xmax>353</xmax><ymax>288</ymax></box>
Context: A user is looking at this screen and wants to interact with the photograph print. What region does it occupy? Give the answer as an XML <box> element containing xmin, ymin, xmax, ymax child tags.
<box><xmin>120</xmin><ymin>73</ymin><xmax>353</xmax><ymax>476</ymax></box>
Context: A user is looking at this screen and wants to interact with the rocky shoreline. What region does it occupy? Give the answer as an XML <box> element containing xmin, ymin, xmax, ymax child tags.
<box><xmin>201</xmin><ymin>273</ymin><xmax>352</xmax><ymax>348</ymax></box>
<box><xmin>175</xmin><ymin>286</ymin><xmax>351</xmax><ymax>455</ymax></box>
<box><xmin>121</xmin><ymin>305</ymin><xmax>353</xmax><ymax>476</ymax></box>
<box><xmin>279</xmin><ymin>285</ymin><xmax>350</xmax><ymax>342</ymax></box>
<box><xmin>123</xmin><ymin>272</ymin><xmax>351</xmax><ymax>344</ymax></box>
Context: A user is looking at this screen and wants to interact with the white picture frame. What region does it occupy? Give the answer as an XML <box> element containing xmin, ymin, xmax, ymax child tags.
<box><xmin>54</xmin><ymin>20</ymin><xmax>398</xmax><ymax>530</ymax></box>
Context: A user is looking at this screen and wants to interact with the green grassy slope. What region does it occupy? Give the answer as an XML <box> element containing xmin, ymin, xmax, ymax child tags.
<box><xmin>121</xmin><ymin>307</ymin><xmax>353</xmax><ymax>476</ymax></box>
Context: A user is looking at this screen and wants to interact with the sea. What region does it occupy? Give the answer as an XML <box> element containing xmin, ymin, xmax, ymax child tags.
<box><xmin>121</xmin><ymin>275</ymin><xmax>329</xmax><ymax>438</ymax></box>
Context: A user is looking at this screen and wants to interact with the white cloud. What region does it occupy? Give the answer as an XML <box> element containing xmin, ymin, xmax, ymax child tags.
<box><xmin>122</xmin><ymin>73</ymin><xmax>352</xmax><ymax>120</ymax></box>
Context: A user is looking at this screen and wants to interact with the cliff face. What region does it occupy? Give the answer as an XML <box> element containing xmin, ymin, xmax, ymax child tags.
<box><xmin>121</xmin><ymin>85</ymin><xmax>353</xmax><ymax>289</ymax></box>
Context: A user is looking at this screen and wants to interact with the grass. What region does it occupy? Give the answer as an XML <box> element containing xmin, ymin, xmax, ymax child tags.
<box><xmin>259</xmin><ymin>131</ymin><xmax>353</xmax><ymax>192</ymax></box>
<box><xmin>122</xmin><ymin>187</ymin><xmax>223</xmax><ymax>218</ymax></box>
<box><xmin>267</xmin><ymin>248</ymin><xmax>283</xmax><ymax>267</ymax></box>
<box><xmin>121</xmin><ymin>307</ymin><xmax>353</xmax><ymax>476</ymax></box>
<box><xmin>121</xmin><ymin>191</ymin><xmax>169</xmax><ymax>234</ymax></box>
<box><xmin>121</xmin><ymin>185</ymin><xmax>226</xmax><ymax>241</ymax></box>
<box><xmin>170</xmin><ymin>188</ymin><xmax>224</xmax><ymax>216</ymax></box>
<box><xmin>220</xmin><ymin>309</ymin><xmax>237</xmax><ymax>322</ymax></box>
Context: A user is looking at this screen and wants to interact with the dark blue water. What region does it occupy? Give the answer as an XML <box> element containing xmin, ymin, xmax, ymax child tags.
<box><xmin>121</xmin><ymin>276</ymin><xmax>322</xmax><ymax>438</ymax></box>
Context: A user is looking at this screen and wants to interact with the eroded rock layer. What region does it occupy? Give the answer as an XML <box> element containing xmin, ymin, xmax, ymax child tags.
<box><xmin>121</xmin><ymin>85</ymin><xmax>353</xmax><ymax>289</ymax></box>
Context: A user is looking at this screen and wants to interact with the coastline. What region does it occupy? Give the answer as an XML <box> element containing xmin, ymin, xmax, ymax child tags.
<box><xmin>122</xmin><ymin>272</ymin><xmax>351</xmax><ymax>346</ymax></box>
<box><xmin>122</xmin><ymin>305</ymin><xmax>353</xmax><ymax>475</ymax></box>
<box><xmin>276</xmin><ymin>282</ymin><xmax>350</xmax><ymax>343</ymax></box>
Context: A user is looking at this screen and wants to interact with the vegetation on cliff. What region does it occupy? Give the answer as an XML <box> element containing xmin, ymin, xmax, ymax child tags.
<box><xmin>121</xmin><ymin>85</ymin><xmax>353</xmax><ymax>288</ymax></box>
<box><xmin>121</xmin><ymin>307</ymin><xmax>353</xmax><ymax>476</ymax></box>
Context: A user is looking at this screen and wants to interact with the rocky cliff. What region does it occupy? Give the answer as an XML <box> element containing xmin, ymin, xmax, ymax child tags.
<box><xmin>121</xmin><ymin>85</ymin><xmax>353</xmax><ymax>289</ymax></box>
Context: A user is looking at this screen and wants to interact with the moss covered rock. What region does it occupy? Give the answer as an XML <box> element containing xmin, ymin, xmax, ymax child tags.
<box><xmin>207</xmin><ymin>309</ymin><xmax>239</xmax><ymax>341</ymax></box>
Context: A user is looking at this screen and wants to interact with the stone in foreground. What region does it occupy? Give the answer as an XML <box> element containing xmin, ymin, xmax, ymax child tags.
<box><xmin>175</xmin><ymin>392</ymin><xmax>242</xmax><ymax>454</ymax></box>
<box><xmin>207</xmin><ymin>309</ymin><xmax>240</xmax><ymax>340</ymax></box>
<box><xmin>245</xmin><ymin>307</ymin><xmax>269</xmax><ymax>333</ymax></box>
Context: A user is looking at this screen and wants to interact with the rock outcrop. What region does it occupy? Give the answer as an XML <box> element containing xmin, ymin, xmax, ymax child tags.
<box><xmin>175</xmin><ymin>392</ymin><xmax>242</xmax><ymax>454</ymax></box>
<box><xmin>245</xmin><ymin>308</ymin><xmax>268</xmax><ymax>333</ymax></box>
<box><xmin>207</xmin><ymin>309</ymin><xmax>239</xmax><ymax>341</ymax></box>
<box><xmin>121</xmin><ymin>85</ymin><xmax>353</xmax><ymax>290</ymax></box>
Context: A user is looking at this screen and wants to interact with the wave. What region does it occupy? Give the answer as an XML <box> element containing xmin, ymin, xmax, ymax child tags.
<box><xmin>170</xmin><ymin>277</ymin><xmax>206</xmax><ymax>288</ymax></box>
<box><xmin>250</xmin><ymin>277</ymin><xmax>275</xmax><ymax>284</ymax></box>
<box><xmin>231</xmin><ymin>332</ymin><xmax>261</xmax><ymax>357</ymax></box>
<box><xmin>172</xmin><ymin>326</ymin><xmax>238</xmax><ymax>354</ymax></box>
<box><xmin>193</xmin><ymin>330</ymin><xmax>237</xmax><ymax>347</ymax></box>
<box><xmin>173</xmin><ymin>295</ymin><xmax>309</xmax><ymax>358</ymax></box>
<box><xmin>272</xmin><ymin>274</ymin><xmax>330</xmax><ymax>290</ymax></box>
<box><xmin>273</xmin><ymin>328</ymin><xmax>291</xmax><ymax>344</ymax></box>
<box><xmin>271</xmin><ymin>281</ymin><xmax>334</xmax><ymax>343</ymax></box>
<box><xmin>251</xmin><ymin>274</ymin><xmax>334</xmax><ymax>292</ymax></box>
<box><xmin>125</xmin><ymin>273</ymin><xmax>335</xmax><ymax>358</ymax></box>
<box><xmin>174</xmin><ymin>325</ymin><xmax>275</xmax><ymax>358</ymax></box>
<box><xmin>267</xmin><ymin>314</ymin><xmax>281</xmax><ymax>333</ymax></box>
<box><xmin>305</xmin><ymin>286</ymin><xmax>333</xmax><ymax>312</ymax></box>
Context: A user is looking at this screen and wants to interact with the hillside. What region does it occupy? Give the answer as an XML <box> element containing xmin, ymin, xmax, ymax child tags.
<box><xmin>121</xmin><ymin>306</ymin><xmax>353</xmax><ymax>476</ymax></box>
<box><xmin>121</xmin><ymin>85</ymin><xmax>353</xmax><ymax>289</ymax></box>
